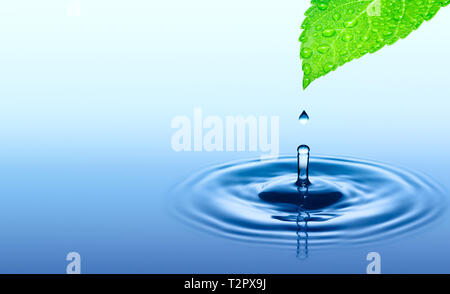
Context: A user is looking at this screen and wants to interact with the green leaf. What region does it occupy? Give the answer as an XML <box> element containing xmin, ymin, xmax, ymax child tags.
<box><xmin>300</xmin><ymin>0</ymin><xmax>450</xmax><ymax>89</ymax></box>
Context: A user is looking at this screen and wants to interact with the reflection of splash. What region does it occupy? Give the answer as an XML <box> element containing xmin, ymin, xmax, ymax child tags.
<box><xmin>296</xmin><ymin>186</ymin><xmax>309</xmax><ymax>259</ymax></box>
<box><xmin>296</xmin><ymin>209</ymin><xmax>309</xmax><ymax>259</ymax></box>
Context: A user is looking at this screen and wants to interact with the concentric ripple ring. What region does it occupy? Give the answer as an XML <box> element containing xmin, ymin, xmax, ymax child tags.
<box><xmin>171</xmin><ymin>156</ymin><xmax>447</xmax><ymax>249</ymax></box>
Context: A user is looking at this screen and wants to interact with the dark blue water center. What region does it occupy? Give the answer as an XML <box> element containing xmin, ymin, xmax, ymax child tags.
<box><xmin>259</xmin><ymin>180</ymin><xmax>343</xmax><ymax>211</ymax></box>
<box><xmin>171</xmin><ymin>156</ymin><xmax>447</xmax><ymax>251</ymax></box>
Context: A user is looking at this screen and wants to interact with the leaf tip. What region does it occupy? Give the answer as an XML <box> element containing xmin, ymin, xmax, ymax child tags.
<box><xmin>302</xmin><ymin>76</ymin><xmax>312</xmax><ymax>90</ymax></box>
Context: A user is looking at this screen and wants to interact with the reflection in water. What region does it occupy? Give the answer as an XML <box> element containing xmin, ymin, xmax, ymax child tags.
<box><xmin>296</xmin><ymin>209</ymin><xmax>309</xmax><ymax>259</ymax></box>
<box><xmin>296</xmin><ymin>186</ymin><xmax>310</xmax><ymax>259</ymax></box>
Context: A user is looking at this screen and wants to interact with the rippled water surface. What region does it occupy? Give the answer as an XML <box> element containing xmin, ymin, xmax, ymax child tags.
<box><xmin>172</xmin><ymin>156</ymin><xmax>446</xmax><ymax>252</ymax></box>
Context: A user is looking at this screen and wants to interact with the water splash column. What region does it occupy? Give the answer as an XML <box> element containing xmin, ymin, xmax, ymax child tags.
<box><xmin>297</xmin><ymin>145</ymin><xmax>310</xmax><ymax>186</ymax></box>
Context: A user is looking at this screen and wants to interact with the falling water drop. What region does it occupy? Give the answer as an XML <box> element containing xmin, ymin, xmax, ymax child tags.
<box><xmin>297</xmin><ymin>145</ymin><xmax>310</xmax><ymax>187</ymax></box>
<box><xmin>298</xmin><ymin>111</ymin><xmax>309</xmax><ymax>125</ymax></box>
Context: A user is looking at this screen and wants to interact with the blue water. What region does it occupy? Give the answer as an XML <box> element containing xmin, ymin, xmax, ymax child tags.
<box><xmin>1</xmin><ymin>1</ymin><xmax>450</xmax><ymax>274</ymax></box>
<box><xmin>172</xmin><ymin>156</ymin><xmax>446</xmax><ymax>250</ymax></box>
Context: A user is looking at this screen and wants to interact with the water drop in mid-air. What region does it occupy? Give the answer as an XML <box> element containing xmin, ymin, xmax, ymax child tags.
<box><xmin>299</xmin><ymin>111</ymin><xmax>309</xmax><ymax>125</ymax></box>
<box><xmin>297</xmin><ymin>145</ymin><xmax>310</xmax><ymax>187</ymax></box>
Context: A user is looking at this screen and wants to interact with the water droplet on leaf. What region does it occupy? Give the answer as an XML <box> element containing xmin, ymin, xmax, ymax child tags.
<box><xmin>318</xmin><ymin>3</ymin><xmax>328</xmax><ymax>10</ymax></box>
<box><xmin>317</xmin><ymin>44</ymin><xmax>330</xmax><ymax>54</ymax></box>
<box><xmin>332</xmin><ymin>13</ymin><xmax>341</xmax><ymax>21</ymax></box>
<box><xmin>322</xmin><ymin>28</ymin><xmax>336</xmax><ymax>37</ymax></box>
<box><xmin>341</xmin><ymin>33</ymin><xmax>354</xmax><ymax>42</ymax></box>
<box><xmin>300</xmin><ymin>47</ymin><xmax>313</xmax><ymax>59</ymax></box>
<box><xmin>302</xmin><ymin>63</ymin><xmax>312</xmax><ymax>75</ymax></box>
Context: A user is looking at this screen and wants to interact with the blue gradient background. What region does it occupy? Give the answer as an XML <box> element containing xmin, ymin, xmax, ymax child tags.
<box><xmin>1</xmin><ymin>1</ymin><xmax>450</xmax><ymax>273</ymax></box>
